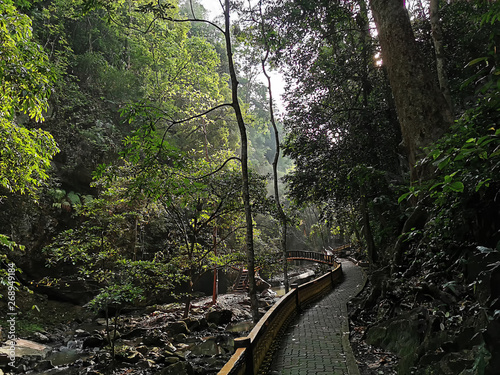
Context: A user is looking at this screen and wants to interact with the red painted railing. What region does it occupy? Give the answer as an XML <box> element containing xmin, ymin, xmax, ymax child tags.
<box><xmin>286</xmin><ymin>244</ymin><xmax>351</xmax><ymax>265</ymax></box>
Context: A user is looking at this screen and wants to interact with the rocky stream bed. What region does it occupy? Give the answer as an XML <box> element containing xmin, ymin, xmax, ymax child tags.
<box><xmin>0</xmin><ymin>263</ymin><xmax>406</xmax><ymax>375</ymax></box>
<box><xmin>0</xmin><ymin>291</ymin><xmax>281</xmax><ymax>375</ymax></box>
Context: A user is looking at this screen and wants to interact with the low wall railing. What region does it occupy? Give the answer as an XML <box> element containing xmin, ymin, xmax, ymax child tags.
<box><xmin>218</xmin><ymin>261</ymin><xmax>343</xmax><ymax>375</ymax></box>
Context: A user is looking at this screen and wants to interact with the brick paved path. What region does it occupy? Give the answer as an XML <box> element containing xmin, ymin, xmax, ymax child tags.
<box><xmin>267</xmin><ymin>260</ymin><xmax>366</xmax><ymax>375</ymax></box>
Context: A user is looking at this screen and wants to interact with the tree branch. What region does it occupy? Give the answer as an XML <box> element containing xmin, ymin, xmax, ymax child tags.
<box><xmin>192</xmin><ymin>157</ymin><xmax>242</xmax><ymax>180</ymax></box>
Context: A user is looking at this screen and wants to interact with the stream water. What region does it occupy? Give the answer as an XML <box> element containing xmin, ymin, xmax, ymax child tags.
<box><xmin>45</xmin><ymin>346</ymin><xmax>92</xmax><ymax>367</ymax></box>
<box><xmin>225</xmin><ymin>320</ymin><xmax>254</xmax><ymax>333</ymax></box>
<box><xmin>271</xmin><ymin>286</ymin><xmax>286</xmax><ymax>296</ymax></box>
<box><xmin>9</xmin><ymin>291</ymin><xmax>286</xmax><ymax>374</ymax></box>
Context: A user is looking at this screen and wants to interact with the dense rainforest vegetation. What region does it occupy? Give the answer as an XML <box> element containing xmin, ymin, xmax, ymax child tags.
<box><xmin>1</xmin><ymin>0</ymin><xmax>499</xmax><ymax>374</ymax></box>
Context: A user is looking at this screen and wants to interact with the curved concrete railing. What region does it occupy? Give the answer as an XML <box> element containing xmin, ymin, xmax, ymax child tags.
<box><xmin>218</xmin><ymin>262</ymin><xmax>343</xmax><ymax>375</ymax></box>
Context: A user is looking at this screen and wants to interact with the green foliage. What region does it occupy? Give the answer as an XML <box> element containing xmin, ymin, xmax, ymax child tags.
<box><xmin>3</xmin><ymin>0</ymin><xmax>291</xmax><ymax>321</ymax></box>
<box><xmin>398</xmin><ymin>2</ymin><xmax>500</xmax><ymax>250</ymax></box>
<box><xmin>0</xmin><ymin>1</ymin><xmax>55</xmax><ymax>122</ymax></box>
<box><xmin>87</xmin><ymin>283</ymin><xmax>144</xmax><ymax>313</ymax></box>
<box><xmin>0</xmin><ymin>247</ymin><xmax>22</xmax><ymax>299</ymax></box>
<box><xmin>30</xmin><ymin>0</ymin><xmax>276</xmax><ymax>320</ymax></box>
<box><xmin>436</xmin><ymin>1</ymin><xmax>499</xmax><ymax>113</ymax></box>
<box><xmin>404</xmin><ymin>104</ymin><xmax>500</xmax><ymax>246</ymax></box>
<box><xmin>44</xmin><ymin>137</ymin><xmax>267</xmax><ymax>309</ymax></box>
<box><xmin>48</xmin><ymin>188</ymin><xmax>66</xmax><ymax>202</ymax></box>
<box><xmin>425</xmin><ymin>125</ymin><xmax>498</xmax><ymax>200</ymax></box>
<box><xmin>260</xmin><ymin>0</ymin><xmax>401</xmax><ymax>254</ymax></box>
<box><xmin>0</xmin><ymin>2</ymin><xmax>60</xmax><ymax>295</ymax></box>
<box><xmin>43</xmin><ymin>175</ymin><xmax>187</xmax><ymax>304</ymax></box>
<box><xmin>86</xmin><ymin>281</ymin><xmax>145</xmax><ymax>365</ymax></box>
<box><xmin>461</xmin><ymin>3</ymin><xmax>500</xmax><ymax>109</ymax></box>
<box><xmin>15</xmin><ymin>320</ymin><xmax>44</xmax><ymax>335</ymax></box>
<box><xmin>0</xmin><ymin>234</ymin><xmax>24</xmax><ymax>252</ymax></box>
<box><xmin>0</xmin><ymin>122</ymin><xmax>59</xmax><ymax>196</ymax></box>
<box><xmin>0</xmin><ymin>236</ymin><xmax>23</xmax><ymax>297</ymax></box>
<box><xmin>0</xmin><ymin>1</ymin><xmax>59</xmax><ymax>196</ymax></box>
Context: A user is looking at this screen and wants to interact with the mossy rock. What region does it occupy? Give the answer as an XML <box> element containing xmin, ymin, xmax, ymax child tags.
<box><xmin>206</xmin><ymin>309</ymin><xmax>233</xmax><ymax>325</ymax></box>
<box><xmin>366</xmin><ymin>308</ymin><xmax>427</xmax><ymax>374</ymax></box>
<box><xmin>166</xmin><ymin>321</ymin><xmax>190</xmax><ymax>335</ymax></box>
<box><xmin>438</xmin><ymin>350</ymin><xmax>475</xmax><ymax>375</ymax></box>
<box><xmin>161</xmin><ymin>361</ymin><xmax>193</xmax><ymax>375</ymax></box>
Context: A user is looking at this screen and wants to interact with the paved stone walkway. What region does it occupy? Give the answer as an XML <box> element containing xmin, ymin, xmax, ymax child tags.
<box><xmin>267</xmin><ymin>260</ymin><xmax>366</xmax><ymax>375</ymax></box>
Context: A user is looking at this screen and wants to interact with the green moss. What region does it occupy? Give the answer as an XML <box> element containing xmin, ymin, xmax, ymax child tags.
<box><xmin>366</xmin><ymin>314</ymin><xmax>422</xmax><ymax>375</ymax></box>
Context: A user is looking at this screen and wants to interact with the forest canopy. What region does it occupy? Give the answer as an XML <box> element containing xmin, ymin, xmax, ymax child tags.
<box><xmin>0</xmin><ymin>0</ymin><xmax>499</xmax><ymax>373</ymax></box>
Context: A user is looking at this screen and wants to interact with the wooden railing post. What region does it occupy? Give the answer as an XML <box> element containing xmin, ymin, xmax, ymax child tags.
<box><xmin>291</xmin><ymin>282</ymin><xmax>300</xmax><ymax>312</ymax></box>
<box><xmin>234</xmin><ymin>337</ymin><xmax>253</xmax><ymax>375</ymax></box>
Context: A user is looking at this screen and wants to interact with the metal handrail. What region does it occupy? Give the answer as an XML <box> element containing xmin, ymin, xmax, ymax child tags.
<box><xmin>286</xmin><ymin>244</ymin><xmax>351</xmax><ymax>266</ymax></box>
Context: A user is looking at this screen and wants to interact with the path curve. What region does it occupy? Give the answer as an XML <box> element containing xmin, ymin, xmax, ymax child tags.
<box><xmin>266</xmin><ymin>260</ymin><xmax>366</xmax><ymax>375</ymax></box>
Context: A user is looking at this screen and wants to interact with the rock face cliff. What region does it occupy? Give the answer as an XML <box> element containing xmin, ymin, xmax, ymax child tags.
<box><xmin>0</xmin><ymin>86</ymin><xmax>124</xmax><ymax>294</ymax></box>
<box><xmin>349</xmin><ymin>247</ymin><xmax>500</xmax><ymax>375</ymax></box>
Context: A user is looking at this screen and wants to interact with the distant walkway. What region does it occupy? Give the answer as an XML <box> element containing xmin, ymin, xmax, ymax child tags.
<box><xmin>266</xmin><ymin>260</ymin><xmax>366</xmax><ymax>375</ymax></box>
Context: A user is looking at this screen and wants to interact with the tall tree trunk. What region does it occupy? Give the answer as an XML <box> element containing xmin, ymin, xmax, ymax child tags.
<box><xmin>257</xmin><ymin>0</ymin><xmax>289</xmax><ymax>293</ymax></box>
<box><xmin>359</xmin><ymin>185</ymin><xmax>377</xmax><ymax>264</ymax></box>
<box><xmin>183</xmin><ymin>238</ymin><xmax>196</xmax><ymax>318</ymax></box>
<box><xmin>369</xmin><ymin>0</ymin><xmax>453</xmax><ymax>181</ymax></box>
<box><xmin>430</xmin><ymin>0</ymin><xmax>454</xmax><ymax>114</ymax></box>
<box><xmin>358</xmin><ymin>0</ymin><xmax>371</xmax><ymax>109</ymax></box>
<box><xmin>183</xmin><ymin>279</ymin><xmax>193</xmax><ymax>318</ymax></box>
<box><xmin>132</xmin><ymin>215</ymin><xmax>138</xmax><ymax>261</ymax></box>
<box><xmin>224</xmin><ymin>0</ymin><xmax>259</xmax><ymax>323</ymax></box>
<box><xmin>261</xmin><ymin>57</ymin><xmax>289</xmax><ymax>294</ymax></box>
<box><xmin>212</xmin><ymin>225</ymin><xmax>218</xmax><ymax>304</ymax></box>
